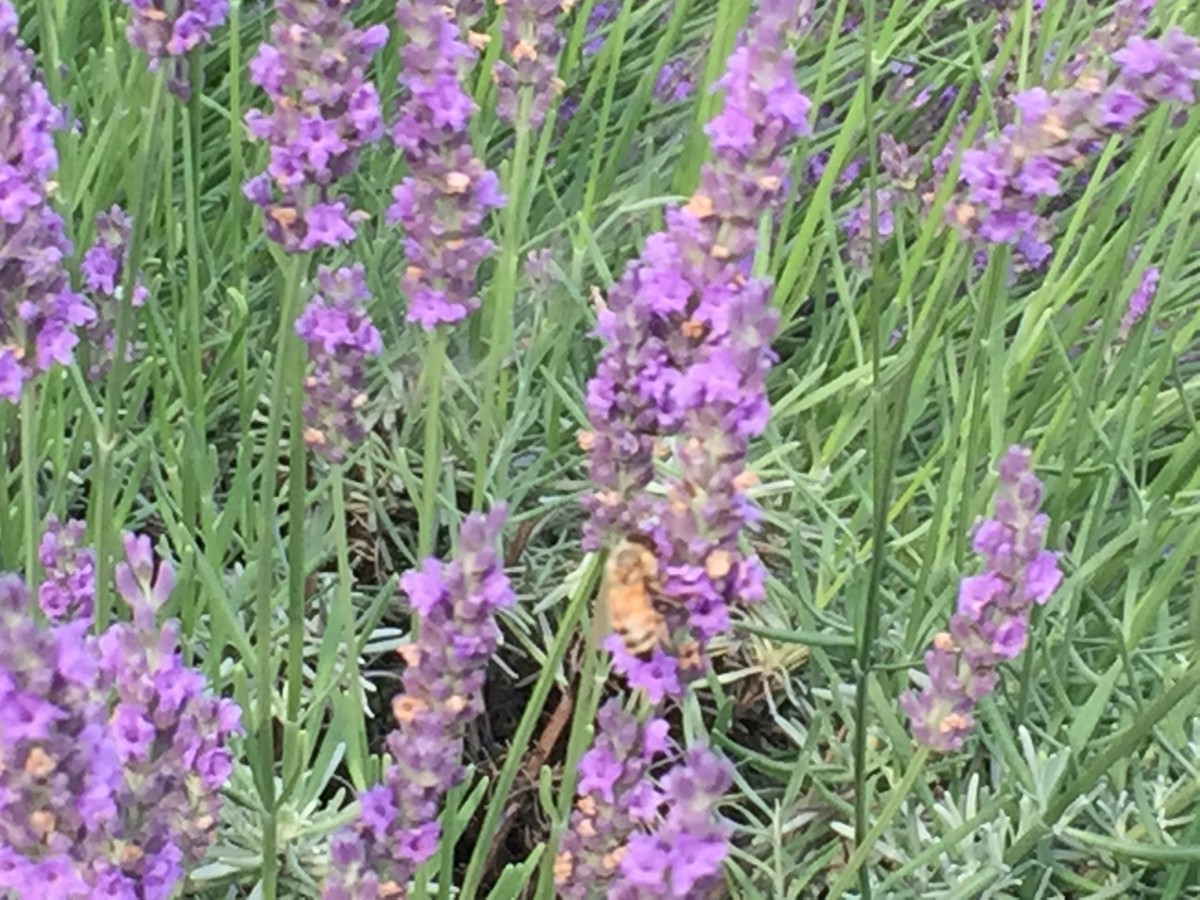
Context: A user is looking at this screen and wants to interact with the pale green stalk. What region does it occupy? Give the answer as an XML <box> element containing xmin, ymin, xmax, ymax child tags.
<box><xmin>92</xmin><ymin>69</ymin><xmax>165</xmax><ymax>631</ymax></box>
<box><xmin>251</xmin><ymin>254</ymin><xmax>309</xmax><ymax>899</ymax></box>
<box><xmin>474</xmin><ymin>91</ymin><xmax>534</xmax><ymax>508</ymax></box>
<box><xmin>331</xmin><ymin>463</ymin><xmax>368</xmax><ymax>786</ymax></box>
<box><xmin>419</xmin><ymin>329</ymin><xmax>448</xmax><ymax>556</ymax></box>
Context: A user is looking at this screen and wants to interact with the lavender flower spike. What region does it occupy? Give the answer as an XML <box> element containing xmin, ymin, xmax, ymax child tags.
<box><xmin>38</xmin><ymin>516</ymin><xmax>96</xmax><ymax>622</ymax></box>
<box><xmin>388</xmin><ymin>1</ymin><xmax>504</xmax><ymax>329</ymax></box>
<box><xmin>556</xmin><ymin>700</ymin><xmax>734</xmax><ymax>898</ymax></box>
<box><xmin>123</xmin><ymin>0</ymin><xmax>228</xmax><ymax>98</ymax></box>
<box><xmin>581</xmin><ymin>0</ymin><xmax>808</xmax><ymax>695</ymax></box>
<box><xmin>901</xmin><ymin>446</ymin><xmax>1063</xmax><ymax>752</ymax></box>
<box><xmin>1117</xmin><ymin>265</ymin><xmax>1159</xmax><ymax>342</ymax></box>
<box><xmin>294</xmin><ymin>265</ymin><xmax>382</xmax><ymax>462</ymax></box>
<box><xmin>494</xmin><ymin>0</ymin><xmax>566</xmax><ymax>128</ymax></box>
<box><xmin>243</xmin><ymin>0</ymin><xmax>388</xmax><ymax>253</ymax></box>
<box><xmin>324</xmin><ymin>506</ymin><xmax>514</xmax><ymax>899</ymax></box>
<box><xmin>0</xmin><ymin>1</ymin><xmax>95</xmax><ymax>403</ymax></box>
<box><xmin>0</xmin><ymin>533</ymin><xmax>240</xmax><ymax>896</ymax></box>
<box><xmin>80</xmin><ymin>204</ymin><xmax>148</xmax><ymax>379</ymax></box>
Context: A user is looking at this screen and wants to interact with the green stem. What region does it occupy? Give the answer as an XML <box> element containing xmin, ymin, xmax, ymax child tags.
<box><xmin>473</xmin><ymin>94</ymin><xmax>533</xmax><ymax>509</ymax></box>
<box><xmin>92</xmin><ymin>69</ymin><xmax>165</xmax><ymax>632</ymax></box>
<box><xmin>180</xmin><ymin>53</ymin><xmax>207</xmax><ymax>645</ymax></box>
<box><xmin>533</xmin><ymin>599</ymin><xmax>606</xmax><ymax>897</ymax></box>
<box><xmin>830</xmin><ymin>747</ymin><xmax>931</xmax><ymax>897</ymax></box>
<box><xmin>331</xmin><ymin>464</ymin><xmax>368</xmax><ymax>786</ymax></box>
<box><xmin>21</xmin><ymin>386</ymin><xmax>39</xmax><ymax>595</ymax></box>
<box><xmin>34</xmin><ymin>0</ymin><xmax>63</xmax><ymax>102</ymax></box>
<box><xmin>251</xmin><ymin>254</ymin><xmax>308</xmax><ymax>900</ymax></box>
<box><xmin>418</xmin><ymin>329</ymin><xmax>448</xmax><ymax>556</ymax></box>
<box><xmin>284</xmin><ymin>386</ymin><xmax>307</xmax><ymax>729</ymax></box>
<box><xmin>852</xmin><ymin>1</ymin><xmax>883</xmax><ymax>895</ymax></box>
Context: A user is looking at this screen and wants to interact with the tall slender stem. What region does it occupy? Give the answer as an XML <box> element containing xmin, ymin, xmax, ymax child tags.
<box><xmin>20</xmin><ymin>386</ymin><xmax>39</xmax><ymax>595</ymax></box>
<box><xmin>92</xmin><ymin>69</ymin><xmax>165</xmax><ymax>632</ymax></box>
<box><xmin>853</xmin><ymin>0</ymin><xmax>883</xmax><ymax>894</ymax></box>
<box><xmin>284</xmin><ymin>383</ymin><xmax>308</xmax><ymax>726</ymax></box>
<box><xmin>331</xmin><ymin>463</ymin><xmax>368</xmax><ymax>785</ymax></box>
<box><xmin>180</xmin><ymin>53</ymin><xmax>207</xmax><ymax>645</ymax></box>
<box><xmin>418</xmin><ymin>329</ymin><xmax>448</xmax><ymax>556</ymax></box>
<box><xmin>473</xmin><ymin>93</ymin><xmax>533</xmax><ymax>508</ymax></box>
<box><xmin>251</xmin><ymin>254</ymin><xmax>308</xmax><ymax>900</ymax></box>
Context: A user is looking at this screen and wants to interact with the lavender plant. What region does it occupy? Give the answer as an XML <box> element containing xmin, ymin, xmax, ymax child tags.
<box><xmin>902</xmin><ymin>447</ymin><xmax>1063</xmax><ymax>752</ymax></box>
<box><xmin>582</xmin><ymin>0</ymin><xmax>810</xmax><ymax>693</ymax></box>
<box><xmin>243</xmin><ymin>0</ymin><xmax>387</xmax><ymax>253</ymax></box>
<box><xmin>323</xmin><ymin>507</ymin><xmax>514</xmax><ymax>898</ymax></box>
<box><xmin>389</xmin><ymin>0</ymin><xmax>503</xmax><ymax>328</ymax></box>
<box><xmin>0</xmin><ymin>1</ymin><xmax>93</xmax><ymax>403</ymax></box>
<box><xmin>0</xmin><ymin>534</ymin><xmax>241</xmax><ymax>897</ymax></box>
<box><xmin>79</xmin><ymin>205</ymin><xmax>147</xmax><ymax>379</ymax></box>
<box><xmin>122</xmin><ymin>0</ymin><xmax>228</xmax><ymax>98</ymax></box>
<box><xmin>3</xmin><ymin>0</ymin><xmax>1199</xmax><ymax>896</ymax></box>
<box><xmin>294</xmin><ymin>264</ymin><xmax>382</xmax><ymax>462</ymax></box>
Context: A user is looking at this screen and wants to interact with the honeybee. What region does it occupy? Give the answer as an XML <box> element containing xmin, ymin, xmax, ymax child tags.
<box><xmin>599</xmin><ymin>535</ymin><xmax>669</xmax><ymax>656</ymax></box>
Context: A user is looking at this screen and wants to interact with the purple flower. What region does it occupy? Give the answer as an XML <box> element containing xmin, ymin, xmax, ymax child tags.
<box><xmin>582</xmin><ymin>0</ymin><xmax>806</xmax><ymax>691</ymax></box>
<box><xmin>0</xmin><ymin>2</ymin><xmax>95</xmax><ymax>403</ymax></box>
<box><xmin>901</xmin><ymin>446</ymin><xmax>1063</xmax><ymax>752</ymax></box>
<box><xmin>654</xmin><ymin>56</ymin><xmax>696</xmax><ymax>103</ymax></box>
<box><xmin>0</xmin><ymin>533</ymin><xmax>241</xmax><ymax>895</ymax></box>
<box><xmin>38</xmin><ymin>516</ymin><xmax>96</xmax><ymax>622</ymax></box>
<box><xmin>294</xmin><ymin>265</ymin><xmax>382</xmax><ymax>462</ymax></box>
<box><xmin>79</xmin><ymin>205</ymin><xmax>149</xmax><ymax>379</ymax></box>
<box><xmin>557</xmin><ymin>702</ymin><xmax>733</xmax><ymax>899</ymax></box>
<box><xmin>494</xmin><ymin>0</ymin><xmax>565</xmax><ymax>127</ymax></box>
<box><xmin>388</xmin><ymin>2</ymin><xmax>503</xmax><ymax>329</ymax></box>
<box><xmin>243</xmin><ymin>1</ymin><xmax>386</xmax><ymax>252</ymax></box>
<box><xmin>583</xmin><ymin>2</ymin><xmax>617</xmax><ymax>57</ymax></box>
<box><xmin>123</xmin><ymin>0</ymin><xmax>228</xmax><ymax>99</ymax></box>
<box><xmin>938</xmin><ymin>26</ymin><xmax>1200</xmax><ymax>268</ymax></box>
<box><xmin>1117</xmin><ymin>265</ymin><xmax>1159</xmax><ymax>342</ymax></box>
<box><xmin>323</xmin><ymin>506</ymin><xmax>513</xmax><ymax>897</ymax></box>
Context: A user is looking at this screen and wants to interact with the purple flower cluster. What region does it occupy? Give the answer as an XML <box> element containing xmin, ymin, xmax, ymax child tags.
<box><xmin>294</xmin><ymin>265</ymin><xmax>382</xmax><ymax>462</ymax></box>
<box><xmin>947</xmin><ymin>27</ymin><xmax>1200</xmax><ymax>268</ymax></box>
<box><xmin>324</xmin><ymin>506</ymin><xmax>514</xmax><ymax>899</ymax></box>
<box><xmin>1117</xmin><ymin>265</ymin><xmax>1160</xmax><ymax>342</ymax></box>
<box><xmin>80</xmin><ymin>205</ymin><xmax>148</xmax><ymax>379</ymax></box>
<box><xmin>555</xmin><ymin>701</ymin><xmax>733</xmax><ymax>899</ymax></box>
<box><xmin>653</xmin><ymin>56</ymin><xmax>696</xmax><ymax>104</ymax></box>
<box><xmin>387</xmin><ymin>2</ymin><xmax>503</xmax><ymax>329</ymax></box>
<box><xmin>38</xmin><ymin>516</ymin><xmax>95</xmax><ymax>622</ymax></box>
<box><xmin>0</xmin><ymin>1</ymin><xmax>94</xmax><ymax>404</ymax></box>
<box><xmin>581</xmin><ymin>0</ymin><xmax>807</xmax><ymax>694</ymax></box>
<box><xmin>494</xmin><ymin>0</ymin><xmax>565</xmax><ymax>127</ymax></box>
<box><xmin>123</xmin><ymin>0</ymin><xmax>228</xmax><ymax>98</ymax></box>
<box><xmin>0</xmin><ymin>534</ymin><xmax>241</xmax><ymax>897</ymax></box>
<box><xmin>243</xmin><ymin>0</ymin><xmax>387</xmax><ymax>253</ymax></box>
<box><xmin>583</xmin><ymin>2</ymin><xmax>617</xmax><ymax>57</ymax></box>
<box><xmin>901</xmin><ymin>446</ymin><xmax>1063</xmax><ymax>752</ymax></box>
